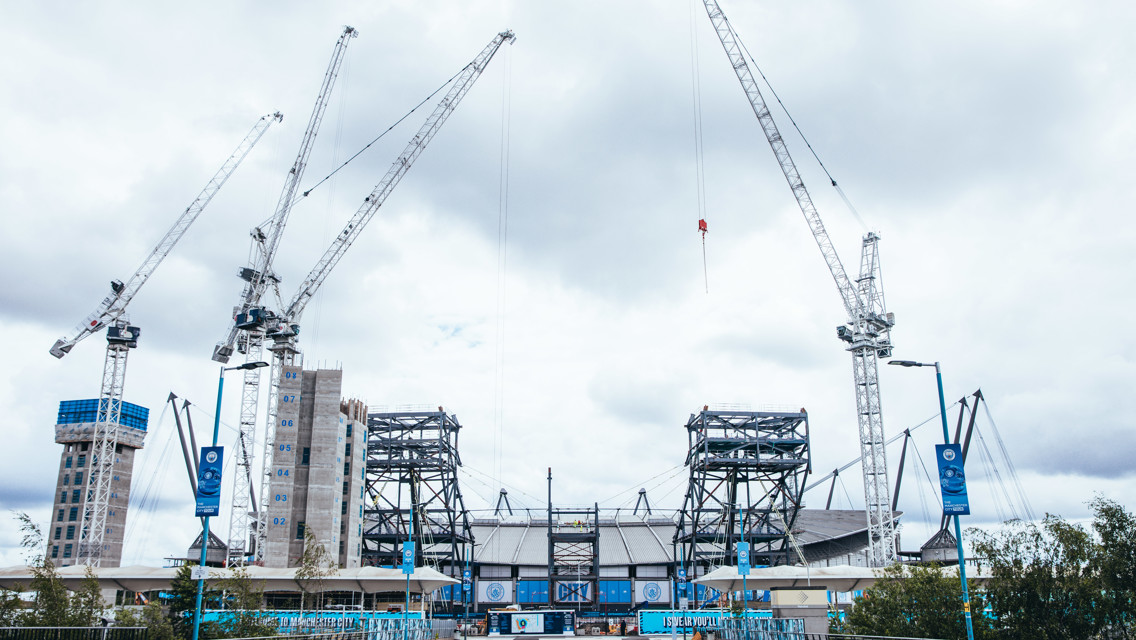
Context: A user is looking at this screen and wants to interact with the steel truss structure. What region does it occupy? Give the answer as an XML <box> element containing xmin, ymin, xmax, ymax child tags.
<box><xmin>675</xmin><ymin>408</ymin><xmax>810</xmax><ymax>593</ymax></box>
<box><xmin>363</xmin><ymin>410</ymin><xmax>472</xmax><ymax>578</ymax></box>
<box><xmin>547</xmin><ymin>504</ymin><xmax>600</xmax><ymax>606</ymax></box>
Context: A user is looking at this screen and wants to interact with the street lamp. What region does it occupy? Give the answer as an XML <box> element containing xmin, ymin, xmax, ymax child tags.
<box><xmin>192</xmin><ymin>361</ymin><xmax>269</xmax><ymax>640</ymax></box>
<box><xmin>887</xmin><ymin>360</ymin><xmax>975</xmax><ymax>640</ymax></box>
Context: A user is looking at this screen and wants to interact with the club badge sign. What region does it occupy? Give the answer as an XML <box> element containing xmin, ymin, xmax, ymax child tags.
<box><xmin>195</xmin><ymin>446</ymin><xmax>223</xmax><ymax>517</ymax></box>
<box><xmin>935</xmin><ymin>444</ymin><xmax>970</xmax><ymax>515</ymax></box>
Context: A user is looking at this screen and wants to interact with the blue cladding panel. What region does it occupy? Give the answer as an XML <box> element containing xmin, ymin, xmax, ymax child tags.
<box><xmin>598</xmin><ymin>580</ymin><xmax>631</xmax><ymax>603</ymax></box>
<box><xmin>517</xmin><ymin>580</ymin><xmax>549</xmax><ymax>604</ymax></box>
<box><xmin>57</xmin><ymin>399</ymin><xmax>149</xmax><ymax>430</ymax></box>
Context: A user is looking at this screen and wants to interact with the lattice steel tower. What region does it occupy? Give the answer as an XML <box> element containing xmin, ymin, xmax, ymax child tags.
<box><xmin>363</xmin><ymin>409</ymin><xmax>472</xmax><ymax>576</ymax></box>
<box><xmin>675</xmin><ymin>407</ymin><xmax>810</xmax><ymax>594</ymax></box>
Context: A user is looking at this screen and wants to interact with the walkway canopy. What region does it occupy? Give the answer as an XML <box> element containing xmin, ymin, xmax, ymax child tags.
<box><xmin>0</xmin><ymin>565</ymin><xmax>457</xmax><ymax>594</ymax></box>
<box><xmin>694</xmin><ymin>564</ymin><xmax>991</xmax><ymax>593</ymax></box>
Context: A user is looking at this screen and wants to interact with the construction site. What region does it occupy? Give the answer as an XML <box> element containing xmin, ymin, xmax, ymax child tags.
<box><xmin>9</xmin><ymin>0</ymin><xmax>1047</xmax><ymax>633</ymax></box>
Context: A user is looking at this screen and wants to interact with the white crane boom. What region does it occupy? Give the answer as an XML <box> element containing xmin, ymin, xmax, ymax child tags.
<box><xmin>700</xmin><ymin>0</ymin><xmax>898</xmax><ymax>566</ymax></box>
<box><xmin>49</xmin><ymin>111</ymin><xmax>282</xmax><ymax>360</ymax></box>
<box><xmin>213</xmin><ymin>26</ymin><xmax>358</xmax><ymax>364</ymax></box>
<box><xmin>216</xmin><ymin>27</ymin><xmax>358</xmax><ymax>566</ymax></box>
<box><xmin>55</xmin><ymin>111</ymin><xmax>281</xmax><ymax>566</ymax></box>
<box><xmin>283</xmin><ymin>29</ymin><xmax>517</xmax><ymax>323</ymax></box>
<box><xmin>252</xmin><ymin>29</ymin><xmax>515</xmax><ymax>563</ymax></box>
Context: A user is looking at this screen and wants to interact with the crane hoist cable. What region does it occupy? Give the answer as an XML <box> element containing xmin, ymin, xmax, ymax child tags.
<box><xmin>689</xmin><ymin>0</ymin><xmax>711</xmax><ymax>293</ymax></box>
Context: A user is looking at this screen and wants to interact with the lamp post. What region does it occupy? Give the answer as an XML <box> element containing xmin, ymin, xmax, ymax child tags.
<box><xmin>888</xmin><ymin>360</ymin><xmax>975</xmax><ymax>640</ymax></box>
<box><xmin>192</xmin><ymin>361</ymin><xmax>268</xmax><ymax>640</ymax></box>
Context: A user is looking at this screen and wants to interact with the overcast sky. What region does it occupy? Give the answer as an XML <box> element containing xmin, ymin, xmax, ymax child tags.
<box><xmin>2</xmin><ymin>1</ymin><xmax>1134</xmax><ymax>567</ymax></box>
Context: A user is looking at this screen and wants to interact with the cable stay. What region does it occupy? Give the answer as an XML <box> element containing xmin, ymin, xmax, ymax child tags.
<box><xmin>299</xmin><ymin>67</ymin><xmax>468</xmax><ymax>201</ymax></box>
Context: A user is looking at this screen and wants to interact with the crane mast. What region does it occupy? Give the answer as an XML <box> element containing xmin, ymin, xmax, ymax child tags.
<box><xmin>251</xmin><ymin>29</ymin><xmax>516</xmax><ymax>563</ymax></box>
<box><xmin>50</xmin><ymin>111</ymin><xmax>281</xmax><ymax>566</ymax></box>
<box><xmin>214</xmin><ymin>26</ymin><xmax>358</xmax><ymax>566</ymax></box>
<box><xmin>700</xmin><ymin>0</ymin><xmax>898</xmax><ymax>566</ymax></box>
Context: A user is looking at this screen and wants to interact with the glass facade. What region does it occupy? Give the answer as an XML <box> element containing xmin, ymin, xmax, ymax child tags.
<box><xmin>57</xmin><ymin>398</ymin><xmax>149</xmax><ymax>430</ymax></box>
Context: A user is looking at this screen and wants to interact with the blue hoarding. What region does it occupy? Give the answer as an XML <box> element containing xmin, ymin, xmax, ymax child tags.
<box><xmin>935</xmin><ymin>443</ymin><xmax>970</xmax><ymax>515</ymax></box>
<box><xmin>638</xmin><ymin>609</ymin><xmax>771</xmax><ymax>634</ymax></box>
<box><xmin>195</xmin><ymin>446</ymin><xmax>223</xmax><ymax>517</ymax></box>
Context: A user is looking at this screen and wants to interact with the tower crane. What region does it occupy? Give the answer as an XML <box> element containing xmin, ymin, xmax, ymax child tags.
<box><xmin>252</xmin><ymin>29</ymin><xmax>516</xmax><ymax>563</ymax></box>
<box><xmin>48</xmin><ymin>111</ymin><xmax>282</xmax><ymax>565</ymax></box>
<box><xmin>700</xmin><ymin>0</ymin><xmax>898</xmax><ymax>566</ymax></box>
<box><xmin>211</xmin><ymin>26</ymin><xmax>357</xmax><ymax>565</ymax></box>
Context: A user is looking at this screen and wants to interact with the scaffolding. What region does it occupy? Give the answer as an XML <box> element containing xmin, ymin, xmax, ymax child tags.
<box><xmin>362</xmin><ymin>410</ymin><xmax>472</xmax><ymax>578</ymax></box>
<box><xmin>675</xmin><ymin>407</ymin><xmax>811</xmax><ymax>591</ymax></box>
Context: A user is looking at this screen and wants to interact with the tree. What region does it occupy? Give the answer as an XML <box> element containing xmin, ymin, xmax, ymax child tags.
<box><xmin>971</xmin><ymin>515</ymin><xmax>1105</xmax><ymax>640</ymax></box>
<box><xmin>67</xmin><ymin>565</ymin><xmax>107</xmax><ymax>626</ymax></box>
<box><xmin>1089</xmin><ymin>497</ymin><xmax>1136</xmax><ymax>637</ymax></box>
<box><xmin>971</xmin><ymin>498</ymin><xmax>1136</xmax><ymax>640</ymax></box>
<box><xmin>831</xmin><ymin>562</ymin><xmax>991</xmax><ymax>639</ymax></box>
<box><xmin>116</xmin><ymin>601</ymin><xmax>176</xmax><ymax>640</ymax></box>
<box><xmin>0</xmin><ymin>586</ymin><xmax>22</xmax><ymax>626</ymax></box>
<box><xmin>167</xmin><ymin>564</ymin><xmax>222</xmax><ymax>640</ymax></box>
<box><xmin>213</xmin><ymin>566</ymin><xmax>276</xmax><ymax>638</ymax></box>
<box><xmin>296</xmin><ymin>526</ymin><xmax>338</xmax><ymax>613</ymax></box>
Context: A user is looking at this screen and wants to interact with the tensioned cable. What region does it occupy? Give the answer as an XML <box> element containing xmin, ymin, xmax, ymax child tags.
<box><xmin>598</xmin><ymin>464</ymin><xmax>684</xmax><ymax>505</ymax></box>
<box><xmin>492</xmin><ymin>47</ymin><xmax>513</xmax><ymax>495</ymax></box>
<box><xmin>973</xmin><ymin>426</ymin><xmax>1012</xmax><ymax>523</ymax></box>
<box><xmin>980</xmin><ymin>398</ymin><xmax>1036</xmax><ymax>522</ymax></box>
<box><xmin>910</xmin><ymin>444</ymin><xmax>943</xmax><ymax>512</ymax></box>
<box><xmin>689</xmin><ymin>0</ymin><xmax>710</xmax><ymax>293</ymax></box>
<box><xmin>803</xmin><ymin>402</ymin><xmax>958</xmax><ymax>494</ymax></box>
<box><xmin>297</xmin><ymin>67</ymin><xmax>466</xmax><ymax>200</ymax></box>
<box><xmin>723</xmin><ymin>15</ymin><xmax>869</xmax><ymax>232</ymax></box>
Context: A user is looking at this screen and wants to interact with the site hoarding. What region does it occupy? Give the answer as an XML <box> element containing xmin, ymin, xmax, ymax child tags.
<box><xmin>637</xmin><ymin>609</ymin><xmax>771</xmax><ymax>634</ymax></box>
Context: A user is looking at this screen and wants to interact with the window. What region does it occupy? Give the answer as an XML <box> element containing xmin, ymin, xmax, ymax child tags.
<box><xmin>77</xmin><ymin>455</ymin><xmax>86</xmax><ymax>468</ymax></box>
<box><xmin>342</xmin><ymin>481</ymin><xmax>349</xmax><ymax>495</ymax></box>
<box><xmin>296</xmin><ymin>522</ymin><xmax>306</xmax><ymax>540</ymax></box>
<box><xmin>345</xmin><ymin>443</ymin><xmax>352</xmax><ymax>457</ymax></box>
<box><xmin>72</xmin><ymin>489</ymin><xmax>81</xmax><ymax>503</ymax></box>
<box><xmin>65</xmin><ymin>457</ymin><xmax>73</xmax><ymax>469</ymax></box>
<box><xmin>51</xmin><ymin>546</ymin><xmax>59</xmax><ymax>558</ymax></box>
<box><xmin>54</xmin><ymin>527</ymin><xmax>61</xmax><ymax>540</ymax></box>
<box><xmin>346</xmin><ymin>423</ymin><xmax>352</xmax><ymax>438</ymax></box>
<box><xmin>60</xmin><ymin>491</ymin><xmax>67</xmax><ymax>504</ymax></box>
<box><xmin>68</xmin><ymin>508</ymin><xmax>78</xmax><ymax>522</ymax></box>
<box><xmin>57</xmin><ymin>509</ymin><xmax>64</xmax><ymax>522</ymax></box>
<box><xmin>80</xmin><ymin>442</ymin><xmax>89</xmax><ymax>451</ymax></box>
<box><xmin>63</xmin><ymin>474</ymin><xmax>70</xmax><ymax>485</ymax></box>
<box><xmin>63</xmin><ymin>544</ymin><xmax>72</xmax><ymax>558</ymax></box>
<box><xmin>74</xmin><ymin>472</ymin><xmax>83</xmax><ymax>485</ymax></box>
<box><xmin>343</xmin><ymin>463</ymin><xmax>350</xmax><ymax>476</ymax></box>
<box><xmin>66</xmin><ymin>525</ymin><xmax>75</xmax><ymax>540</ymax></box>
<box><xmin>341</xmin><ymin>501</ymin><xmax>348</xmax><ymax>515</ymax></box>
<box><xmin>301</xmin><ymin>448</ymin><xmax>310</xmax><ymax>465</ymax></box>
<box><xmin>339</xmin><ymin>540</ymin><xmax>345</xmax><ymax>555</ymax></box>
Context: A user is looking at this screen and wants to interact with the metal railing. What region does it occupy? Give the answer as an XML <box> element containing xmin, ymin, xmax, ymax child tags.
<box><xmin>0</xmin><ymin>629</ymin><xmax>147</xmax><ymax>640</ymax></box>
<box><xmin>715</xmin><ymin>621</ymin><xmax>942</xmax><ymax>640</ymax></box>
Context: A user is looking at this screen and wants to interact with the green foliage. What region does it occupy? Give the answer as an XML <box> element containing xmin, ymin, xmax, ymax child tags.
<box><xmin>67</xmin><ymin>565</ymin><xmax>107</xmax><ymax>626</ymax></box>
<box><xmin>167</xmin><ymin>564</ymin><xmax>223</xmax><ymax>640</ymax></box>
<box><xmin>832</xmin><ymin>562</ymin><xmax>991</xmax><ymax>639</ymax></box>
<box><xmin>116</xmin><ymin>601</ymin><xmax>176</xmax><ymax>640</ymax></box>
<box><xmin>0</xmin><ymin>585</ymin><xmax>23</xmax><ymax>626</ymax></box>
<box><xmin>22</xmin><ymin>558</ymin><xmax>72</xmax><ymax>626</ymax></box>
<box><xmin>213</xmin><ymin>566</ymin><xmax>276</xmax><ymax>638</ymax></box>
<box><xmin>295</xmin><ymin>526</ymin><xmax>338</xmax><ymax>611</ymax></box>
<box><xmin>970</xmin><ymin>497</ymin><xmax>1136</xmax><ymax>640</ymax></box>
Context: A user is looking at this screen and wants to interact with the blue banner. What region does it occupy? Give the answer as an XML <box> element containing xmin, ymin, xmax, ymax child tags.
<box><xmin>203</xmin><ymin>610</ymin><xmax>422</xmax><ymax>634</ymax></box>
<box><xmin>936</xmin><ymin>443</ymin><xmax>970</xmax><ymax>515</ymax></box>
<box><xmin>401</xmin><ymin>541</ymin><xmax>415</xmax><ymax>574</ymax></box>
<box><xmin>195</xmin><ymin>446</ymin><xmax>223</xmax><ymax>517</ymax></box>
<box><xmin>737</xmin><ymin>542</ymin><xmax>750</xmax><ymax>576</ymax></box>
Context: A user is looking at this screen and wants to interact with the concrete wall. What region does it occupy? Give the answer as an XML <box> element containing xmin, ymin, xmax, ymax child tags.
<box><xmin>264</xmin><ymin>368</ymin><xmax>361</xmax><ymax>569</ymax></box>
<box><xmin>50</xmin><ymin>425</ymin><xmax>143</xmax><ymax>567</ymax></box>
<box><xmin>264</xmin><ymin>364</ymin><xmax>304</xmax><ymax>567</ymax></box>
